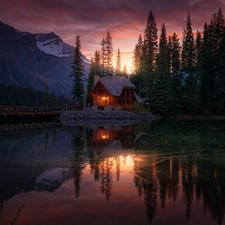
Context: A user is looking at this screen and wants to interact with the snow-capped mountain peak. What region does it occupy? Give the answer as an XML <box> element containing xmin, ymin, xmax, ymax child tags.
<box><xmin>35</xmin><ymin>32</ymin><xmax>91</xmax><ymax>64</ymax></box>
<box><xmin>36</xmin><ymin>32</ymin><xmax>74</xmax><ymax>57</ymax></box>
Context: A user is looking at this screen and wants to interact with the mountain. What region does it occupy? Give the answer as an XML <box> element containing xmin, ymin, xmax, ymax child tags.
<box><xmin>0</xmin><ymin>21</ymin><xmax>91</xmax><ymax>97</ymax></box>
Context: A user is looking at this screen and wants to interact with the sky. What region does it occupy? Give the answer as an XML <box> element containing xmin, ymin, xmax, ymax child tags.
<box><xmin>0</xmin><ymin>0</ymin><xmax>225</xmax><ymax>73</ymax></box>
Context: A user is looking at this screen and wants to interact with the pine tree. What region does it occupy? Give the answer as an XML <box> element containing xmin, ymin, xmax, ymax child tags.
<box><xmin>51</xmin><ymin>86</ymin><xmax>57</xmax><ymax>107</ymax></box>
<box><xmin>199</xmin><ymin>22</ymin><xmax>213</xmax><ymax>114</ymax></box>
<box><xmin>131</xmin><ymin>34</ymin><xmax>143</xmax><ymax>96</ymax></box>
<box><xmin>199</xmin><ymin>8</ymin><xmax>225</xmax><ymax>114</ymax></box>
<box><xmin>69</xmin><ymin>35</ymin><xmax>85</xmax><ymax>109</ymax></box>
<box><xmin>94</xmin><ymin>50</ymin><xmax>101</xmax><ymax>76</ymax></box>
<box><xmin>170</xmin><ymin>33</ymin><xmax>181</xmax><ymax>74</ymax></box>
<box><xmin>142</xmin><ymin>10</ymin><xmax>158</xmax><ymax>104</ymax></box>
<box><xmin>104</xmin><ymin>30</ymin><xmax>114</xmax><ymax>76</ymax></box>
<box><xmin>195</xmin><ymin>31</ymin><xmax>202</xmax><ymax>76</ymax></box>
<box><xmin>181</xmin><ymin>13</ymin><xmax>200</xmax><ymax>114</ymax></box>
<box><xmin>100</xmin><ymin>38</ymin><xmax>106</xmax><ymax>76</ymax></box>
<box><xmin>132</xmin><ymin>34</ymin><xmax>142</xmax><ymax>74</ymax></box>
<box><xmin>217</xmin><ymin>25</ymin><xmax>225</xmax><ymax>114</ymax></box>
<box><xmin>122</xmin><ymin>64</ymin><xmax>128</xmax><ymax>78</ymax></box>
<box><xmin>169</xmin><ymin>33</ymin><xmax>183</xmax><ymax>114</ymax></box>
<box><xmin>154</xmin><ymin>23</ymin><xmax>172</xmax><ymax>115</ymax></box>
<box><xmin>44</xmin><ymin>82</ymin><xmax>49</xmax><ymax>107</ymax></box>
<box><xmin>86</xmin><ymin>51</ymin><xmax>101</xmax><ymax>105</ymax></box>
<box><xmin>115</xmin><ymin>48</ymin><xmax>121</xmax><ymax>76</ymax></box>
<box><xmin>210</xmin><ymin>8</ymin><xmax>225</xmax><ymax>113</ymax></box>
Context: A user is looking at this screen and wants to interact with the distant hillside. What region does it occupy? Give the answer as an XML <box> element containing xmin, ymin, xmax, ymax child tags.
<box><xmin>0</xmin><ymin>21</ymin><xmax>90</xmax><ymax>97</ymax></box>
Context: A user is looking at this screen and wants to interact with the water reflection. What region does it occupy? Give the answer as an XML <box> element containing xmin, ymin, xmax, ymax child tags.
<box><xmin>70</xmin><ymin>127</ymin><xmax>86</xmax><ymax>198</ymax></box>
<box><xmin>0</xmin><ymin>120</ymin><xmax>225</xmax><ymax>225</ymax></box>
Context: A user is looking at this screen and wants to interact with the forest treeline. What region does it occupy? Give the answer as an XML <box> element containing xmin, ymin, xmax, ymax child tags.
<box><xmin>87</xmin><ymin>8</ymin><xmax>225</xmax><ymax>116</ymax></box>
<box><xmin>0</xmin><ymin>83</ymin><xmax>71</xmax><ymax>107</ymax></box>
<box><xmin>131</xmin><ymin>8</ymin><xmax>225</xmax><ymax>116</ymax></box>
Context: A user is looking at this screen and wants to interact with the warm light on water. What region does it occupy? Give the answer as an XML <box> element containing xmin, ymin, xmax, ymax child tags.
<box><xmin>1</xmin><ymin>120</ymin><xmax>225</xmax><ymax>225</ymax></box>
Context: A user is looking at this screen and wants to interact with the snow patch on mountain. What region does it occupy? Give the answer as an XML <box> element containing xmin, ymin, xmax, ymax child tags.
<box><xmin>16</xmin><ymin>30</ymin><xmax>31</xmax><ymax>37</ymax></box>
<box><xmin>35</xmin><ymin>32</ymin><xmax>91</xmax><ymax>64</ymax></box>
<box><xmin>36</xmin><ymin>32</ymin><xmax>74</xmax><ymax>57</ymax></box>
<box><xmin>35</xmin><ymin>167</ymin><xmax>73</xmax><ymax>192</ymax></box>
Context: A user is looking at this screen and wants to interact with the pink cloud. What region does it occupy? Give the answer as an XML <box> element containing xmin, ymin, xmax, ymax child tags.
<box><xmin>0</xmin><ymin>0</ymin><xmax>224</xmax><ymax>70</ymax></box>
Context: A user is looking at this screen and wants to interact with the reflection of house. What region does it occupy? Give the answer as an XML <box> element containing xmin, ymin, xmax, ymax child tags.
<box><xmin>92</xmin><ymin>126</ymin><xmax>134</xmax><ymax>149</ymax></box>
<box><xmin>89</xmin><ymin>75</ymin><xmax>143</xmax><ymax>111</ymax></box>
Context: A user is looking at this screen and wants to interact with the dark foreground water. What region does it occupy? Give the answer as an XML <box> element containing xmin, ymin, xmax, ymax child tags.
<box><xmin>1</xmin><ymin>119</ymin><xmax>225</xmax><ymax>225</ymax></box>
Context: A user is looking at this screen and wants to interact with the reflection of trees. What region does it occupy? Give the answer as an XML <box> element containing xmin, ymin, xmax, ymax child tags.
<box><xmin>195</xmin><ymin>159</ymin><xmax>225</xmax><ymax>225</ymax></box>
<box><xmin>116</xmin><ymin>157</ymin><xmax>120</xmax><ymax>182</ymax></box>
<box><xmin>181</xmin><ymin>161</ymin><xmax>194</xmax><ymax>221</ymax></box>
<box><xmin>44</xmin><ymin>130</ymin><xmax>48</xmax><ymax>152</ymax></box>
<box><xmin>90</xmin><ymin>160</ymin><xmax>101</xmax><ymax>182</ymax></box>
<box><xmin>0</xmin><ymin>186</ymin><xmax>4</xmax><ymax>220</ymax></box>
<box><xmin>70</xmin><ymin>128</ymin><xmax>85</xmax><ymax>199</ymax></box>
<box><xmin>100</xmin><ymin>158</ymin><xmax>113</xmax><ymax>202</ymax></box>
<box><xmin>133</xmin><ymin>156</ymin><xmax>157</xmax><ymax>223</ymax></box>
<box><xmin>131</xmin><ymin>119</ymin><xmax>225</xmax><ymax>224</ymax></box>
<box><xmin>51</xmin><ymin>128</ymin><xmax>56</xmax><ymax>149</ymax></box>
<box><xmin>66</xmin><ymin>120</ymin><xmax>225</xmax><ymax>224</ymax></box>
<box><xmin>133</xmin><ymin>152</ymin><xmax>225</xmax><ymax>224</ymax></box>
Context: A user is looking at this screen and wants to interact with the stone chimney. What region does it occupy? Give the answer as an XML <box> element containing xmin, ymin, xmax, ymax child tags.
<box><xmin>94</xmin><ymin>75</ymin><xmax>99</xmax><ymax>84</ymax></box>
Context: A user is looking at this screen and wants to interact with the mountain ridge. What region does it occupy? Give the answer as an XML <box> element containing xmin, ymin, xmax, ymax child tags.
<box><xmin>0</xmin><ymin>21</ymin><xmax>90</xmax><ymax>97</ymax></box>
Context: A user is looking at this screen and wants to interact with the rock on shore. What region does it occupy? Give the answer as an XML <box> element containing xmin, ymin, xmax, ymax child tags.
<box><xmin>57</xmin><ymin>110</ymin><xmax>154</xmax><ymax>127</ymax></box>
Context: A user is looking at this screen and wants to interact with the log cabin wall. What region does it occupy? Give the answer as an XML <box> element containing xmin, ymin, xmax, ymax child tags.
<box><xmin>90</xmin><ymin>76</ymin><xmax>139</xmax><ymax>111</ymax></box>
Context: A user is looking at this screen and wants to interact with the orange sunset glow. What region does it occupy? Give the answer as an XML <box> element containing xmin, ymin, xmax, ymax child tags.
<box><xmin>0</xmin><ymin>0</ymin><xmax>225</xmax><ymax>73</ymax></box>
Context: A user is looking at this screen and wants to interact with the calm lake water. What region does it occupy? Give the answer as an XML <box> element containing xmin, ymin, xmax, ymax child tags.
<box><xmin>1</xmin><ymin>119</ymin><xmax>225</xmax><ymax>225</ymax></box>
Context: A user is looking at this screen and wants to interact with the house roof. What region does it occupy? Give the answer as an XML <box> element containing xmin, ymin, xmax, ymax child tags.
<box><xmin>92</xmin><ymin>76</ymin><xmax>135</xmax><ymax>96</ymax></box>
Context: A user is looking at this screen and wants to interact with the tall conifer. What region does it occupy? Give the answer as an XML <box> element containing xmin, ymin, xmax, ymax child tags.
<box><xmin>210</xmin><ymin>8</ymin><xmax>225</xmax><ymax>113</ymax></box>
<box><xmin>105</xmin><ymin>30</ymin><xmax>114</xmax><ymax>76</ymax></box>
<box><xmin>142</xmin><ymin>10</ymin><xmax>158</xmax><ymax>103</ymax></box>
<box><xmin>69</xmin><ymin>35</ymin><xmax>85</xmax><ymax>108</ymax></box>
<box><xmin>154</xmin><ymin>23</ymin><xmax>172</xmax><ymax>115</ymax></box>
<box><xmin>131</xmin><ymin>34</ymin><xmax>143</xmax><ymax>96</ymax></box>
<box><xmin>100</xmin><ymin>38</ymin><xmax>106</xmax><ymax>76</ymax></box>
<box><xmin>115</xmin><ymin>48</ymin><xmax>121</xmax><ymax>76</ymax></box>
<box><xmin>182</xmin><ymin>13</ymin><xmax>199</xmax><ymax>114</ymax></box>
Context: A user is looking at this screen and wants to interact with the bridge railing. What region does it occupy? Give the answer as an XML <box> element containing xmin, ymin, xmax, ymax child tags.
<box><xmin>0</xmin><ymin>106</ymin><xmax>62</xmax><ymax>115</ymax></box>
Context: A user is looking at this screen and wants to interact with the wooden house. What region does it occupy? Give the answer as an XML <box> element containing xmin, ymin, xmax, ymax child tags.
<box><xmin>89</xmin><ymin>76</ymin><xmax>143</xmax><ymax>111</ymax></box>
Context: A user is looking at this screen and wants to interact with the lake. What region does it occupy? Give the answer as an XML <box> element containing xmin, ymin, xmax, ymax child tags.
<box><xmin>0</xmin><ymin>119</ymin><xmax>225</xmax><ymax>225</ymax></box>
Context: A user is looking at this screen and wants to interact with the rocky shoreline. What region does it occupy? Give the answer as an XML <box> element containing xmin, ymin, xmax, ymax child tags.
<box><xmin>57</xmin><ymin>110</ymin><xmax>155</xmax><ymax>127</ymax></box>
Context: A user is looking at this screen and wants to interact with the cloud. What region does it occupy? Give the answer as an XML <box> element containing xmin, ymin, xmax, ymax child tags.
<box><xmin>0</xmin><ymin>0</ymin><xmax>224</xmax><ymax>69</ymax></box>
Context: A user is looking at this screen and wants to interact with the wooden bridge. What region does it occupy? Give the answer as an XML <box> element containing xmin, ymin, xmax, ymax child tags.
<box><xmin>0</xmin><ymin>106</ymin><xmax>62</xmax><ymax>123</ymax></box>
<box><xmin>0</xmin><ymin>106</ymin><xmax>62</xmax><ymax>116</ymax></box>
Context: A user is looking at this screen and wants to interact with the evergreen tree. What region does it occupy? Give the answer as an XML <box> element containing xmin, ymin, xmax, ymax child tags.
<box><xmin>87</xmin><ymin>57</ymin><xmax>95</xmax><ymax>92</ymax></box>
<box><xmin>169</xmin><ymin>33</ymin><xmax>183</xmax><ymax>114</ymax></box>
<box><xmin>122</xmin><ymin>64</ymin><xmax>128</xmax><ymax>78</ymax></box>
<box><xmin>154</xmin><ymin>23</ymin><xmax>172</xmax><ymax>115</ymax></box>
<box><xmin>200</xmin><ymin>22</ymin><xmax>213</xmax><ymax>114</ymax></box>
<box><xmin>195</xmin><ymin>31</ymin><xmax>202</xmax><ymax>77</ymax></box>
<box><xmin>86</xmin><ymin>51</ymin><xmax>101</xmax><ymax>106</ymax></box>
<box><xmin>115</xmin><ymin>48</ymin><xmax>121</xmax><ymax>76</ymax></box>
<box><xmin>131</xmin><ymin>34</ymin><xmax>143</xmax><ymax>96</ymax></box>
<box><xmin>142</xmin><ymin>10</ymin><xmax>158</xmax><ymax>104</ymax></box>
<box><xmin>44</xmin><ymin>82</ymin><xmax>49</xmax><ymax>107</ymax></box>
<box><xmin>100</xmin><ymin>37</ymin><xmax>106</xmax><ymax>76</ymax></box>
<box><xmin>105</xmin><ymin>30</ymin><xmax>114</xmax><ymax>76</ymax></box>
<box><xmin>51</xmin><ymin>86</ymin><xmax>57</xmax><ymax>107</ymax></box>
<box><xmin>199</xmin><ymin>8</ymin><xmax>225</xmax><ymax>114</ymax></box>
<box><xmin>181</xmin><ymin>13</ymin><xmax>200</xmax><ymax>114</ymax></box>
<box><xmin>169</xmin><ymin>33</ymin><xmax>181</xmax><ymax>74</ymax></box>
<box><xmin>69</xmin><ymin>35</ymin><xmax>85</xmax><ymax>108</ymax></box>
<box><xmin>209</xmin><ymin>8</ymin><xmax>225</xmax><ymax>113</ymax></box>
<box><xmin>216</xmin><ymin>24</ymin><xmax>225</xmax><ymax>114</ymax></box>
